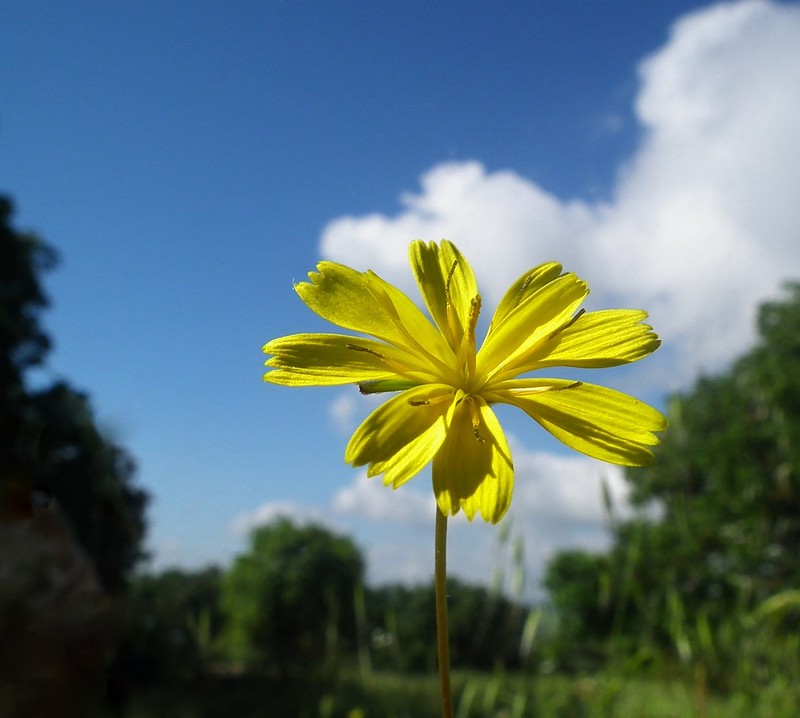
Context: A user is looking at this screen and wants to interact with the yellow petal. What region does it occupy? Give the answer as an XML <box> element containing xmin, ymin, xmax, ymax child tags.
<box><xmin>263</xmin><ymin>334</ymin><xmax>424</xmax><ymax>386</ymax></box>
<box><xmin>512</xmin><ymin>310</ymin><xmax>662</xmax><ymax>371</ymax></box>
<box><xmin>294</xmin><ymin>260</ymin><xmax>456</xmax><ymax>377</ymax></box>
<box><xmin>477</xmin><ymin>273</ymin><xmax>588</xmax><ymax>381</ymax></box>
<box><xmin>295</xmin><ymin>262</ymin><xmax>397</xmax><ymax>340</ymax></box>
<box><xmin>432</xmin><ymin>394</ymin><xmax>514</xmax><ymax>523</ymax></box>
<box><xmin>368</xmin><ymin>419</ymin><xmax>449</xmax><ymax>489</ymax></box>
<box><xmin>496</xmin><ymin>379</ymin><xmax>667</xmax><ymax>466</ymax></box>
<box><xmin>345</xmin><ymin>384</ymin><xmax>453</xmax><ymax>486</ymax></box>
<box><xmin>409</xmin><ymin>240</ymin><xmax>479</xmax><ymax>351</ymax></box>
<box><xmin>362</xmin><ymin>270</ymin><xmax>456</xmax><ymax>370</ymax></box>
<box><xmin>488</xmin><ymin>261</ymin><xmax>565</xmax><ymax>333</ymax></box>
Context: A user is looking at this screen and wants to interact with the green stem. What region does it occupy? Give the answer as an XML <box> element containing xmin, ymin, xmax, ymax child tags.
<box><xmin>435</xmin><ymin>507</ymin><xmax>454</xmax><ymax>718</ymax></box>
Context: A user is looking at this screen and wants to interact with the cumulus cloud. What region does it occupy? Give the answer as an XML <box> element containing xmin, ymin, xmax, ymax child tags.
<box><xmin>328</xmin><ymin>391</ymin><xmax>359</xmax><ymax>434</ymax></box>
<box><xmin>511</xmin><ymin>448</ymin><xmax>627</xmax><ymax>531</ymax></box>
<box><xmin>445</xmin><ymin>447</ymin><xmax>632</xmax><ymax>595</ymax></box>
<box><xmin>226</xmin><ymin>453</ymin><xmax>626</xmax><ymax>594</ymax></box>
<box><xmin>332</xmin><ymin>471</ymin><xmax>434</xmax><ymax>526</ymax></box>
<box><xmin>325</xmin><ymin>452</ymin><xmax>629</xmax><ymax>593</ymax></box>
<box><xmin>233</xmin><ymin>1</ymin><xmax>800</xmax><ymax>593</ymax></box>
<box><xmin>321</xmin><ymin>0</ymin><xmax>800</xmax><ymax>388</ymax></box>
<box><xmin>322</xmin><ymin>161</ymin><xmax>592</xmax><ymax>309</ymax></box>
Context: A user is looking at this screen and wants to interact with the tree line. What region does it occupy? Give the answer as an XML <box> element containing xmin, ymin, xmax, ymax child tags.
<box><xmin>0</xmin><ymin>195</ymin><xmax>149</xmax><ymax>716</ymax></box>
<box><xmin>4</xmin><ymin>191</ymin><xmax>800</xmax><ymax>713</ymax></box>
<box><xmin>544</xmin><ymin>279</ymin><xmax>800</xmax><ymax>689</ymax></box>
<box><xmin>0</xmin><ymin>194</ymin><xmax>532</xmax><ymax>711</ymax></box>
<box><xmin>123</xmin><ymin>517</ymin><xmax>533</xmax><ymax>685</ymax></box>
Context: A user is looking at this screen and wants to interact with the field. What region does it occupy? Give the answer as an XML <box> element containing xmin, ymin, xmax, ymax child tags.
<box><xmin>113</xmin><ymin>666</ymin><xmax>798</xmax><ymax>718</ymax></box>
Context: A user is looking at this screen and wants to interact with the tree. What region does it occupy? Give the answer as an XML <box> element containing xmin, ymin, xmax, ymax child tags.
<box><xmin>0</xmin><ymin>194</ymin><xmax>148</xmax><ymax>593</ymax></box>
<box><xmin>123</xmin><ymin>567</ymin><xmax>225</xmax><ymax>682</ymax></box>
<box><xmin>0</xmin><ymin>196</ymin><xmax>55</xmax><ymax>393</ymax></box>
<box><xmin>363</xmin><ymin>582</ymin><xmax>434</xmax><ymax>671</ymax></box>
<box><xmin>0</xmin><ymin>492</ymin><xmax>112</xmax><ymax>718</ymax></box>
<box><xmin>221</xmin><ymin>517</ymin><xmax>364</xmax><ymax>675</ymax></box>
<box><xmin>621</xmin><ymin>283</ymin><xmax>800</xmax><ymax>619</ymax></box>
<box><xmin>543</xmin><ymin>550</ymin><xmax>615</xmax><ymax>669</ymax></box>
<box><xmin>1</xmin><ymin>194</ymin><xmax>149</xmax><ymax>715</ymax></box>
<box><xmin>544</xmin><ymin>283</ymin><xmax>800</xmax><ymax>674</ymax></box>
<box><xmin>364</xmin><ymin>578</ymin><xmax>529</xmax><ymax>672</ymax></box>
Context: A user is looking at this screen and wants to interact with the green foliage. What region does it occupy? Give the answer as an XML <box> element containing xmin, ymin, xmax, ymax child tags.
<box><xmin>14</xmin><ymin>382</ymin><xmax>148</xmax><ymax>591</ymax></box>
<box><xmin>99</xmin><ymin>666</ymin><xmax>800</xmax><ymax>718</ymax></box>
<box><xmin>627</xmin><ymin>283</ymin><xmax>800</xmax><ymax>604</ymax></box>
<box><xmin>0</xmin><ymin>194</ymin><xmax>148</xmax><ymax>592</ymax></box>
<box><xmin>365</xmin><ymin>578</ymin><xmax>530</xmax><ymax>673</ymax></box>
<box><xmin>543</xmin><ymin>550</ymin><xmax>615</xmax><ymax>669</ymax></box>
<box><xmin>615</xmin><ymin>284</ymin><xmax>800</xmax><ymax>663</ymax></box>
<box><xmin>544</xmin><ymin>281</ymin><xmax>800</xmax><ymax>687</ymax></box>
<box><xmin>0</xmin><ymin>194</ymin><xmax>149</xmax><ymax>715</ymax></box>
<box><xmin>221</xmin><ymin>517</ymin><xmax>364</xmax><ymax>674</ymax></box>
<box><xmin>0</xmin><ymin>505</ymin><xmax>113</xmax><ymax>718</ymax></box>
<box><xmin>123</xmin><ymin>567</ymin><xmax>225</xmax><ymax>682</ymax></box>
<box><xmin>363</xmin><ymin>582</ymin><xmax>436</xmax><ymax>672</ymax></box>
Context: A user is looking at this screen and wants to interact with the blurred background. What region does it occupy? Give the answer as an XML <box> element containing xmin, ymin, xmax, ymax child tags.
<box><xmin>2</xmin><ymin>1</ymin><xmax>800</xmax><ymax>715</ymax></box>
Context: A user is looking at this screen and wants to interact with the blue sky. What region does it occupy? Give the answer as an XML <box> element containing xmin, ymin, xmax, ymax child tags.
<box><xmin>3</xmin><ymin>1</ymin><xmax>800</xmax><ymax>593</ymax></box>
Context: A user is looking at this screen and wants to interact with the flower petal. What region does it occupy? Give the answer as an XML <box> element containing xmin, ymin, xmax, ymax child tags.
<box><xmin>512</xmin><ymin>310</ymin><xmax>662</xmax><ymax>371</ymax></box>
<box><xmin>495</xmin><ymin>379</ymin><xmax>667</xmax><ymax>466</ymax></box>
<box><xmin>363</xmin><ymin>269</ymin><xmax>456</xmax><ymax>369</ymax></box>
<box><xmin>345</xmin><ymin>384</ymin><xmax>453</xmax><ymax>487</ymax></box>
<box><xmin>263</xmin><ymin>334</ymin><xmax>425</xmax><ymax>386</ymax></box>
<box><xmin>477</xmin><ymin>273</ymin><xmax>588</xmax><ymax>381</ymax></box>
<box><xmin>409</xmin><ymin>240</ymin><xmax>479</xmax><ymax>351</ymax></box>
<box><xmin>368</xmin><ymin>421</ymin><xmax>448</xmax><ymax>489</ymax></box>
<box><xmin>295</xmin><ymin>261</ymin><xmax>452</xmax><ymax>364</ymax></box>
<box><xmin>432</xmin><ymin>394</ymin><xmax>514</xmax><ymax>523</ymax></box>
<box><xmin>488</xmin><ymin>261</ymin><xmax>565</xmax><ymax>333</ymax></box>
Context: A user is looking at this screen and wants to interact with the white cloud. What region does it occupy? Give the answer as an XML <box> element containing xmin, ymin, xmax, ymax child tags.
<box><xmin>225</xmin><ymin>454</ymin><xmax>627</xmax><ymax>595</ymax></box>
<box><xmin>322</xmin><ymin>161</ymin><xmax>593</xmax><ymax>309</ymax></box>
<box><xmin>445</xmin><ymin>447</ymin><xmax>632</xmax><ymax>596</ymax></box>
<box><xmin>231</xmin><ymin>1</ymin><xmax>800</xmax><ymax>594</ymax></box>
<box><xmin>511</xmin><ymin>447</ymin><xmax>627</xmax><ymax>530</ymax></box>
<box><xmin>328</xmin><ymin>391</ymin><xmax>359</xmax><ymax>434</ymax></box>
<box><xmin>332</xmin><ymin>471</ymin><xmax>434</xmax><ymax>526</ymax></box>
<box><xmin>292</xmin><ymin>451</ymin><xmax>629</xmax><ymax>596</ymax></box>
<box><xmin>320</xmin><ymin>0</ymin><xmax>800</xmax><ymax>388</ymax></box>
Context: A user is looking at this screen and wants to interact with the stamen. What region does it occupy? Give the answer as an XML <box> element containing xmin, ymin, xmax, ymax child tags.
<box><xmin>503</xmin><ymin>380</ymin><xmax>583</xmax><ymax>397</ymax></box>
<box><xmin>546</xmin><ymin>308</ymin><xmax>586</xmax><ymax>340</ymax></box>
<box><xmin>443</xmin><ymin>260</ymin><xmax>464</xmax><ymax>348</ymax></box>
<box><xmin>467</xmin><ymin>396</ymin><xmax>485</xmax><ymax>442</ymax></box>
<box><xmin>445</xmin><ymin>259</ymin><xmax>459</xmax><ymax>304</ymax></box>
<box><xmin>514</xmin><ymin>274</ymin><xmax>534</xmax><ymax>309</ymax></box>
<box><xmin>467</xmin><ymin>296</ymin><xmax>482</xmax><ymax>339</ymax></box>
<box><xmin>459</xmin><ymin>295</ymin><xmax>482</xmax><ymax>380</ymax></box>
<box><xmin>346</xmin><ymin>343</ymin><xmax>385</xmax><ymax>359</ymax></box>
<box><xmin>347</xmin><ymin>342</ymin><xmax>418</xmax><ymax>379</ymax></box>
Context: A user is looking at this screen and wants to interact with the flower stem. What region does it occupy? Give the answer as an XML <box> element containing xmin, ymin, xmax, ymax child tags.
<box><xmin>435</xmin><ymin>507</ymin><xmax>454</xmax><ymax>718</ymax></box>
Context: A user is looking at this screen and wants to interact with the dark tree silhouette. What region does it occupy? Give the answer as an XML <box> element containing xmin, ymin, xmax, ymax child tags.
<box><xmin>1</xmin><ymin>194</ymin><xmax>152</xmax><ymax>716</ymax></box>
<box><xmin>0</xmin><ymin>194</ymin><xmax>148</xmax><ymax>592</ymax></box>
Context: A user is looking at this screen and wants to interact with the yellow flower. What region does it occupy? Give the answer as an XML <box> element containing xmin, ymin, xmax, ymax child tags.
<box><xmin>263</xmin><ymin>240</ymin><xmax>666</xmax><ymax>523</ymax></box>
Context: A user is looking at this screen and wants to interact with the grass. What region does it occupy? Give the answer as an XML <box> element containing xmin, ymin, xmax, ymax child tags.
<box><xmin>110</xmin><ymin>664</ymin><xmax>800</xmax><ymax>718</ymax></box>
